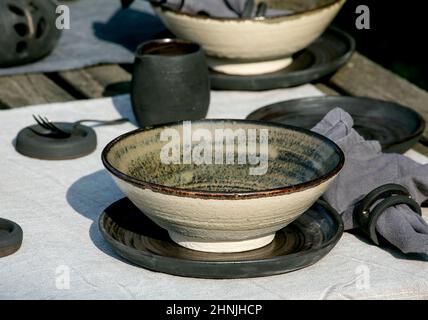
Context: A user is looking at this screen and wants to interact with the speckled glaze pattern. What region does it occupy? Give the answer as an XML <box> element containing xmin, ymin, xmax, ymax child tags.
<box><xmin>153</xmin><ymin>0</ymin><xmax>345</xmax><ymax>74</ymax></box>
<box><xmin>102</xmin><ymin>120</ymin><xmax>344</xmax><ymax>252</ymax></box>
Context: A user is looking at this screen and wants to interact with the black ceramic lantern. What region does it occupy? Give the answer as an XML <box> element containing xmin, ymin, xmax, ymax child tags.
<box><xmin>0</xmin><ymin>0</ymin><xmax>62</xmax><ymax>67</ymax></box>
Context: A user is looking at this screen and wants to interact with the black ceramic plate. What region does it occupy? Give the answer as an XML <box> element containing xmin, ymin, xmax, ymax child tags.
<box><xmin>210</xmin><ymin>27</ymin><xmax>355</xmax><ymax>91</ymax></box>
<box><xmin>247</xmin><ymin>96</ymin><xmax>426</xmax><ymax>154</ymax></box>
<box><xmin>99</xmin><ymin>198</ymin><xmax>343</xmax><ymax>279</ymax></box>
<box><xmin>0</xmin><ymin>218</ymin><xmax>23</xmax><ymax>258</ymax></box>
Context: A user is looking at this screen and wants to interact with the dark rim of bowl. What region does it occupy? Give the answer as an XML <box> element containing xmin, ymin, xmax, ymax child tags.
<box><xmin>102</xmin><ymin>119</ymin><xmax>345</xmax><ymax>199</ymax></box>
<box><xmin>246</xmin><ymin>96</ymin><xmax>426</xmax><ymax>150</ymax></box>
<box><xmin>135</xmin><ymin>38</ymin><xmax>201</xmax><ymax>58</ymax></box>
<box><xmin>152</xmin><ymin>0</ymin><xmax>343</xmax><ymax>22</ymax></box>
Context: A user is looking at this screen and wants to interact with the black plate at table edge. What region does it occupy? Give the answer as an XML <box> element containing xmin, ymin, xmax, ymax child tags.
<box><xmin>98</xmin><ymin>198</ymin><xmax>344</xmax><ymax>279</ymax></box>
<box><xmin>0</xmin><ymin>218</ymin><xmax>23</xmax><ymax>258</ymax></box>
<box><xmin>209</xmin><ymin>27</ymin><xmax>355</xmax><ymax>91</ymax></box>
<box><xmin>246</xmin><ymin>96</ymin><xmax>426</xmax><ymax>154</ymax></box>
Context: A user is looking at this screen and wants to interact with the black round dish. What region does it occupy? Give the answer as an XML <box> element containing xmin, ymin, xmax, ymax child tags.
<box><xmin>99</xmin><ymin>198</ymin><xmax>343</xmax><ymax>279</ymax></box>
<box><xmin>246</xmin><ymin>96</ymin><xmax>425</xmax><ymax>154</ymax></box>
<box><xmin>210</xmin><ymin>27</ymin><xmax>355</xmax><ymax>91</ymax></box>
<box><xmin>15</xmin><ymin>123</ymin><xmax>97</xmax><ymax>160</ymax></box>
<box><xmin>0</xmin><ymin>218</ymin><xmax>23</xmax><ymax>258</ymax></box>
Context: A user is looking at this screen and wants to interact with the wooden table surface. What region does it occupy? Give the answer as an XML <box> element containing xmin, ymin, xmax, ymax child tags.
<box><xmin>1</xmin><ymin>52</ymin><xmax>428</xmax><ymax>155</ymax></box>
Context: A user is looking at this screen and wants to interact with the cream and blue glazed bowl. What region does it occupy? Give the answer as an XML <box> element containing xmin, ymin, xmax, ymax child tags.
<box><xmin>153</xmin><ymin>0</ymin><xmax>346</xmax><ymax>75</ymax></box>
<box><xmin>102</xmin><ymin>120</ymin><xmax>344</xmax><ymax>253</ymax></box>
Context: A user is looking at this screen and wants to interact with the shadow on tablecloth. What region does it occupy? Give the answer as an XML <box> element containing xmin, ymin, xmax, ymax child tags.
<box><xmin>66</xmin><ymin>169</ymin><xmax>133</xmax><ymax>263</ymax></box>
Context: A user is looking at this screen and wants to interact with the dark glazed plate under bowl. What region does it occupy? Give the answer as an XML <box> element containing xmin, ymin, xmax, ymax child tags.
<box><xmin>209</xmin><ymin>27</ymin><xmax>355</xmax><ymax>91</ymax></box>
<box><xmin>99</xmin><ymin>198</ymin><xmax>343</xmax><ymax>279</ymax></box>
<box><xmin>247</xmin><ymin>96</ymin><xmax>426</xmax><ymax>154</ymax></box>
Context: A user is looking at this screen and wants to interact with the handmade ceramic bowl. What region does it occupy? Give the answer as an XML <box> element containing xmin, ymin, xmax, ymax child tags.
<box><xmin>102</xmin><ymin>120</ymin><xmax>344</xmax><ymax>253</ymax></box>
<box><xmin>153</xmin><ymin>0</ymin><xmax>345</xmax><ymax>75</ymax></box>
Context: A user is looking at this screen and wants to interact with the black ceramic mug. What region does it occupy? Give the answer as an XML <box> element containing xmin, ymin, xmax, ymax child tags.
<box><xmin>131</xmin><ymin>39</ymin><xmax>210</xmax><ymax>127</ymax></box>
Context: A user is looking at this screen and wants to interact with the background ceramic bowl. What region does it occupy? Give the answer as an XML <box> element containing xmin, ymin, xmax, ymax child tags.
<box><xmin>102</xmin><ymin>120</ymin><xmax>344</xmax><ymax>253</ymax></box>
<box><xmin>153</xmin><ymin>0</ymin><xmax>345</xmax><ymax>75</ymax></box>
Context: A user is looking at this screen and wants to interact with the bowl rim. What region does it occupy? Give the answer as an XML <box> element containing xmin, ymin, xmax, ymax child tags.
<box><xmin>135</xmin><ymin>38</ymin><xmax>201</xmax><ymax>58</ymax></box>
<box><xmin>153</xmin><ymin>0</ymin><xmax>344</xmax><ymax>23</ymax></box>
<box><xmin>102</xmin><ymin>119</ymin><xmax>345</xmax><ymax>199</ymax></box>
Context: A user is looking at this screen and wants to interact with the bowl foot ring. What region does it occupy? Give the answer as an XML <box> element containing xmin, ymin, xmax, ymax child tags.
<box><xmin>208</xmin><ymin>56</ymin><xmax>293</xmax><ymax>76</ymax></box>
<box><xmin>168</xmin><ymin>231</ymin><xmax>276</xmax><ymax>253</ymax></box>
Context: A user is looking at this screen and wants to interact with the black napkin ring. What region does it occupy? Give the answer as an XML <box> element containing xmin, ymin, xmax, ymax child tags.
<box><xmin>355</xmin><ymin>184</ymin><xmax>422</xmax><ymax>245</ymax></box>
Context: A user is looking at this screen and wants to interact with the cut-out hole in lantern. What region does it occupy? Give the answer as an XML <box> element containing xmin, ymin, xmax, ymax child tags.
<box><xmin>29</xmin><ymin>2</ymin><xmax>39</xmax><ymax>12</ymax></box>
<box><xmin>36</xmin><ymin>18</ymin><xmax>46</xmax><ymax>39</ymax></box>
<box><xmin>16</xmin><ymin>41</ymin><xmax>28</xmax><ymax>54</ymax></box>
<box><xmin>14</xmin><ymin>23</ymin><xmax>29</xmax><ymax>37</ymax></box>
<box><xmin>197</xmin><ymin>11</ymin><xmax>210</xmax><ymax>17</ymax></box>
<box><xmin>8</xmin><ymin>4</ymin><xmax>25</xmax><ymax>16</ymax></box>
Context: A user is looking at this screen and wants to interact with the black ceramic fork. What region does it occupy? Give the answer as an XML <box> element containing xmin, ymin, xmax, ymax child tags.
<box><xmin>31</xmin><ymin>115</ymin><xmax>129</xmax><ymax>139</ymax></box>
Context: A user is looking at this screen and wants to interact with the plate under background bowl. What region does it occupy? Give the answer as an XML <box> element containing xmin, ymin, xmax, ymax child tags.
<box><xmin>246</xmin><ymin>96</ymin><xmax>425</xmax><ymax>154</ymax></box>
<box><xmin>209</xmin><ymin>27</ymin><xmax>355</xmax><ymax>91</ymax></box>
<box><xmin>98</xmin><ymin>198</ymin><xmax>343</xmax><ymax>279</ymax></box>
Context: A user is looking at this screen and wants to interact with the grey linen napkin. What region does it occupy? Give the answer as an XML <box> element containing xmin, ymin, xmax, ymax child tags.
<box><xmin>311</xmin><ymin>108</ymin><xmax>428</xmax><ymax>254</ymax></box>
<box><xmin>122</xmin><ymin>0</ymin><xmax>293</xmax><ymax>18</ymax></box>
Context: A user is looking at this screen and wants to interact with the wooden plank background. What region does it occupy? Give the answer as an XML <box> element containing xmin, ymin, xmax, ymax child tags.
<box><xmin>1</xmin><ymin>51</ymin><xmax>427</xmax><ymax>154</ymax></box>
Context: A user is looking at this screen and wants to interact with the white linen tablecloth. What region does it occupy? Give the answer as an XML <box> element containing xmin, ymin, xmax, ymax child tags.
<box><xmin>1</xmin><ymin>84</ymin><xmax>428</xmax><ymax>300</ymax></box>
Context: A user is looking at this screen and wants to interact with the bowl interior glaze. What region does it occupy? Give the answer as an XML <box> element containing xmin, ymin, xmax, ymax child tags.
<box><xmin>104</xmin><ymin>120</ymin><xmax>343</xmax><ymax>195</ymax></box>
